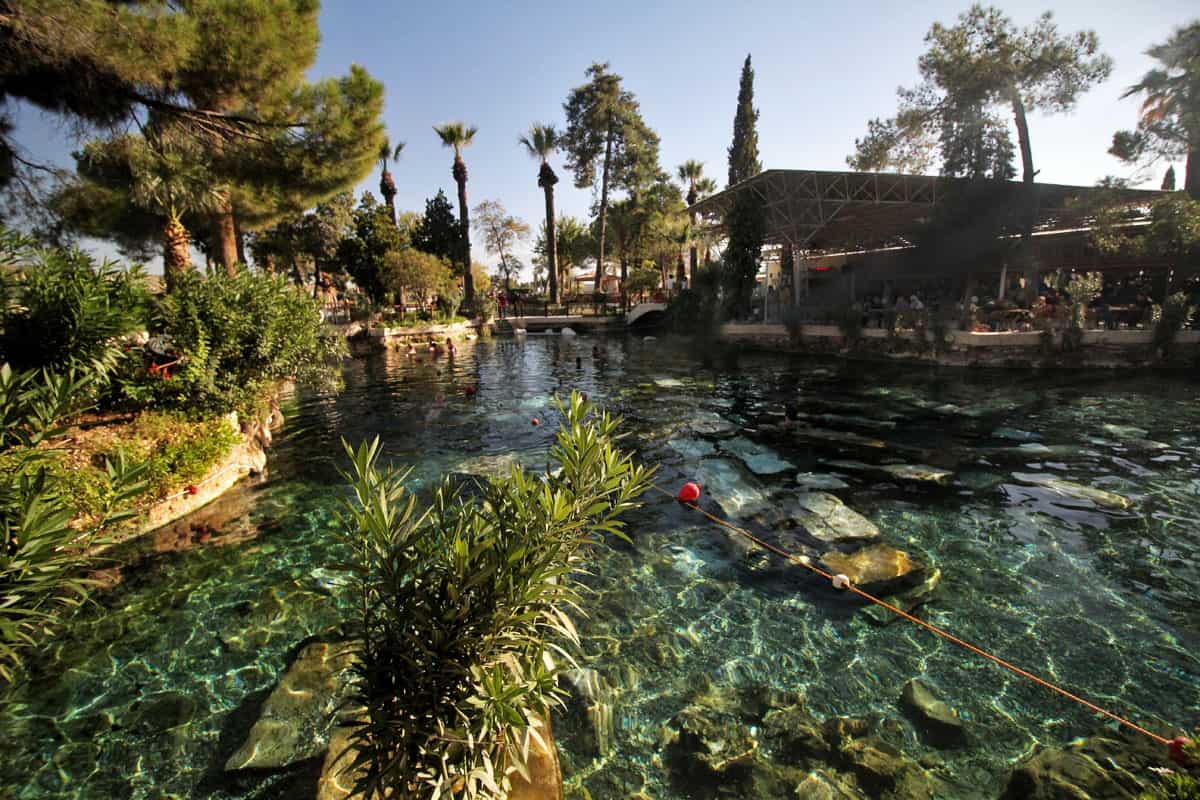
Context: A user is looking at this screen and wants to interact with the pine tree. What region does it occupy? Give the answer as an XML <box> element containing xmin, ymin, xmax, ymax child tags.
<box><xmin>727</xmin><ymin>55</ymin><xmax>763</xmax><ymax>187</ymax></box>
<box><xmin>1162</xmin><ymin>165</ymin><xmax>1178</xmax><ymax>192</ymax></box>
<box><xmin>562</xmin><ymin>63</ymin><xmax>661</xmax><ymax>295</ymax></box>
<box><xmin>412</xmin><ymin>190</ymin><xmax>464</xmax><ymax>263</ymax></box>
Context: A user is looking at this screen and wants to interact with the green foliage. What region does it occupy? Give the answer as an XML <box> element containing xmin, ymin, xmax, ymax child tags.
<box><xmin>339</xmin><ymin>192</ymin><xmax>408</xmax><ymax>304</ymax></box>
<box><xmin>472</xmin><ymin>200</ymin><xmax>530</xmax><ymax>290</ymax></box>
<box><xmin>727</xmin><ymin>55</ymin><xmax>763</xmax><ymax>186</ymax></box>
<box><xmin>337</xmin><ymin>392</ymin><xmax>652</xmax><ymax>799</ymax></box>
<box><xmin>0</xmin><ymin>240</ymin><xmax>150</xmax><ymax>382</ymax></box>
<box><xmin>851</xmin><ymin>5</ymin><xmax>1112</xmax><ymax>181</ymax></box>
<box><xmin>382</xmin><ymin>249</ymin><xmax>455</xmax><ymax>307</ymax></box>
<box><xmin>1138</xmin><ymin>769</ymin><xmax>1200</xmax><ymax>800</ymax></box>
<box><xmin>1066</xmin><ymin>271</ymin><xmax>1103</xmax><ymax>323</ymax></box>
<box><xmin>722</xmin><ymin>191</ymin><xmax>765</xmax><ymax>319</ymax></box>
<box><xmin>1154</xmin><ymin>292</ymin><xmax>1196</xmax><ymax>355</ymax></box>
<box><xmin>156</xmin><ymin>270</ymin><xmax>346</xmax><ymax>414</ymax></box>
<box><xmin>624</xmin><ymin>268</ymin><xmax>660</xmax><ymax>296</ymax></box>
<box><xmin>412</xmin><ymin>190</ymin><xmax>464</xmax><ymax>264</ymax></box>
<box><xmin>0</xmin><ymin>362</ymin><xmax>92</xmax><ymax>451</ymax></box>
<box><xmin>666</xmin><ymin>263</ymin><xmax>723</xmax><ymax>336</ymax></box>
<box><xmin>110</xmin><ymin>413</ymin><xmax>241</xmax><ymax>500</ymax></box>
<box><xmin>0</xmin><ymin>363</ymin><xmax>148</xmax><ymax>684</ymax></box>
<box><xmin>1110</xmin><ymin>22</ymin><xmax>1200</xmax><ymax>198</ymax></box>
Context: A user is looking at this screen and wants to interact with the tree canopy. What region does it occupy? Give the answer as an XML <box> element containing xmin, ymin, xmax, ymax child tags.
<box><xmin>727</xmin><ymin>55</ymin><xmax>762</xmax><ymax>186</ymax></box>
<box><xmin>562</xmin><ymin>63</ymin><xmax>661</xmax><ymax>290</ymax></box>
<box><xmin>849</xmin><ymin>5</ymin><xmax>1112</xmax><ymax>183</ymax></box>
<box><xmin>1110</xmin><ymin>21</ymin><xmax>1200</xmax><ymax>199</ymax></box>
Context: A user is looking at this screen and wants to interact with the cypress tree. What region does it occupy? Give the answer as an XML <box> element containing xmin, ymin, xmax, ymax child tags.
<box><xmin>727</xmin><ymin>54</ymin><xmax>762</xmax><ymax>187</ymax></box>
<box><xmin>723</xmin><ymin>54</ymin><xmax>765</xmax><ymax>319</ymax></box>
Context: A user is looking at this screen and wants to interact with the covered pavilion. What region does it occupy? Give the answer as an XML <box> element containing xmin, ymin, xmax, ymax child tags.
<box><xmin>686</xmin><ymin>169</ymin><xmax>1170</xmax><ymax>315</ymax></box>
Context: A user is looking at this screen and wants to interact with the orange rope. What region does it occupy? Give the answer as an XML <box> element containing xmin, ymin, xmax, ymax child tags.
<box><xmin>652</xmin><ymin>484</ymin><xmax>1176</xmax><ymax>747</ymax></box>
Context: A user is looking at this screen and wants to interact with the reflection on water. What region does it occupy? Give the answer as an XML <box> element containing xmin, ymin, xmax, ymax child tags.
<box><xmin>2</xmin><ymin>335</ymin><xmax>1199</xmax><ymax>798</ymax></box>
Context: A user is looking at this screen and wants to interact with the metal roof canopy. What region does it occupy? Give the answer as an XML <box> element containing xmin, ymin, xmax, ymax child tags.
<box><xmin>687</xmin><ymin>169</ymin><xmax>1163</xmax><ymax>253</ymax></box>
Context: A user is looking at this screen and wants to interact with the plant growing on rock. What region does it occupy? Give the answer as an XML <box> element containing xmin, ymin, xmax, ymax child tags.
<box><xmin>337</xmin><ymin>392</ymin><xmax>653</xmax><ymax>799</ymax></box>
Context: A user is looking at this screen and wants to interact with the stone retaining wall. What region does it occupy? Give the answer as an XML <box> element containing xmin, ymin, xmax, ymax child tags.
<box><xmin>720</xmin><ymin>323</ymin><xmax>1200</xmax><ymax>368</ymax></box>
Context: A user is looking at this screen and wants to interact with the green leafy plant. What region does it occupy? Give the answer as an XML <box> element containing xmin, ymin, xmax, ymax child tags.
<box><xmin>1139</xmin><ymin>768</ymin><xmax>1200</xmax><ymax>800</ymax></box>
<box><xmin>108</xmin><ymin>412</ymin><xmax>241</xmax><ymax>499</ymax></box>
<box><xmin>156</xmin><ymin>270</ymin><xmax>347</xmax><ymax>414</ymax></box>
<box><xmin>0</xmin><ymin>236</ymin><xmax>151</xmax><ymax>384</ymax></box>
<box><xmin>1154</xmin><ymin>292</ymin><xmax>1195</xmax><ymax>357</ymax></box>
<box><xmin>337</xmin><ymin>392</ymin><xmax>653</xmax><ymax>799</ymax></box>
<box><xmin>0</xmin><ymin>363</ymin><xmax>148</xmax><ymax>683</ymax></box>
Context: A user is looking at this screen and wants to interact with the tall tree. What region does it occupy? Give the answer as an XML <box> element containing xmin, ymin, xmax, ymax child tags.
<box><xmin>0</xmin><ymin>2</ymin><xmax>195</xmax><ymax>204</ymax></box>
<box><xmin>519</xmin><ymin>124</ymin><xmax>562</xmax><ymax>303</ymax></box>
<box><xmin>727</xmin><ymin>55</ymin><xmax>763</xmax><ymax>186</ymax></box>
<box><xmin>724</xmin><ymin>56</ymin><xmax>766</xmax><ymax>318</ymax></box>
<box><xmin>412</xmin><ymin>190</ymin><xmax>463</xmax><ymax>262</ymax></box>
<box><xmin>338</xmin><ymin>191</ymin><xmax>406</xmax><ymax>303</ymax></box>
<box><xmin>677</xmin><ymin>160</ymin><xmax>708</xmax><ymax>281</ymax></box>
<box><xmin>562</xmin><ymin>63</ymin><xmax>661</xmax><ymax>295</ymax></box>
<box><xmin>52</xmin><ymin>121</ymin><xmax>224</xmax><ymax>290</ymax></box>
<box><xmin>1163</xmin><ymin>166</ymin><xmax>1178</xmax><ymax>191</ymax></box>
<box><xmin>433</xmin><ymin>121</ymin><xmax>478</xmax><ymax>307</ymax></box>
<box><xmin>472</xmin><ymin>200</ymin><xmax>530</xmax><ymax>292</ymax></box>
<box><xmin>302</xmin><ymin>190</ymin><xmax>356</xmax><ymax>297</ymax></box>
<box><xmin>378</xmin><ymin>137</ymin><xmax>406</xmax><ymax>226</ymax></box>
<box><xmin>853</xmin><ymin>6</ymin><xmax>1112</xmax><ymax>289</ymax></box>
<box><xmin>1111</xmin><ymin>21</ymin><xmax>1200</xmax><ymax>199</ymax></box>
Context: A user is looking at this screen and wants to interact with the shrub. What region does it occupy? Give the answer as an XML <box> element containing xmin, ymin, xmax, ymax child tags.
<box><xmin>156</xmin><ymin>270</ymin><xmax>347</xmax><ymax>414</ymax></box>
<box><xmin>0</xmin><ymin>237</ymin><xmax>151</xmax><ymax>384</ymax></box>
<box><xmin>0</xmin><ymin>363</ymin><xmax>147</xmax><ymax>683</ymax></box>
<box><xmin>337</xmin><ymin>392</ymin><xmax>653</xmax><ymax>799</ymax></box>
<box><xmin>835</xmin><ymin>304</ymin><xmax>863</xmax><ymax>346</ymax></box>
<box><xmin>1154</xmin><ymin>292</ymin><xmax>1196</xmax><ymax>356</ymax></box>
<box><xmin>108</xmin><ymin>412</ymin><xmax>241</xmax><ymax>499</ymax></box>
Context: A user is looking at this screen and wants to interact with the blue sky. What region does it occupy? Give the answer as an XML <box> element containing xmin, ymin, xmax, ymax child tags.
<box><xmin>10</xmin><ymin>0</ymin><xmax>1198</xmax><ymax>276</ymax></box>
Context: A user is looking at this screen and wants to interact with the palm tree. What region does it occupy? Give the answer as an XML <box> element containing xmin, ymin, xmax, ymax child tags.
<box><xmin>519</xmin><ymin>124</ymin><xmax>561</xmax><ymax>304</ymax></box>
<box><xmin>694</xmin><ymin>177</ymin><xmax>719</xmax><ymax>266</ymax></box>
<box><xmin>1118</xmin><ymin>22</ymin><xmax>1200</xmax><ymax>199</ymax></box>
<box><xmin>434</xmin><ymin>122</ymin><xmax>479</xmax><ymax>307</ymax></box>
<box><xmin>677</xmin><ymin>160</ymin><xmax>707</xmax><ymax>283</ymax></box>
<box><xmin>378</xmin><ymin>137</ymin><xmax>406</xmax><ymax>226</ymax></box>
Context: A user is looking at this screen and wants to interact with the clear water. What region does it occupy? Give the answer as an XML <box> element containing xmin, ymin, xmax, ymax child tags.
<box><xmin>3</xmin><ymin>336</ymin><xmax>1199</xmax><ymax>799</ymax></box>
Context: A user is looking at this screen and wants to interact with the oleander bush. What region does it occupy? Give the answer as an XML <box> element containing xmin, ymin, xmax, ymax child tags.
<box><xmin>337</xmin><ymin>392</ymin><xmax>652</xmax><ymax>799</ymax></box>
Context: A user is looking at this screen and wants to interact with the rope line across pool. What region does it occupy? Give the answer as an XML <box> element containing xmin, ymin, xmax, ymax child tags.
<box><xmin>651</xmin><ymin>482</ymin><xmax>1193</xmax><ymax>760</ymax></box>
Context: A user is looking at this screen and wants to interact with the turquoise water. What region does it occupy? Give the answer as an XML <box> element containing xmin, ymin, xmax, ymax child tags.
<box><xmin>2</xmin><ymin>336</ymin><xmax>1199</xmax><ymax>798</ymax></box>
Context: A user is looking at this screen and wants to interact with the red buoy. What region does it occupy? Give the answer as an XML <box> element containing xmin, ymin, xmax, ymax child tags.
<box><xmin>530</xmin><ymin>418</ymin><xmax>540</xmax><ymax>426</ymax></box>
<box><xmin>463</xmin><ymin>385</ymin><xmax>477</xmax><ymax>397</ymax></box>
<box><xmin>186</xmin><ymin>484</ymin><xmax>199</xmax><ymax>496</ymax></box>
<box><xmin>677</xmin><ymin>482</ymin><xmax>701</xmax><ymax>502</ymax></box>
<box><xmin>1169</xmin><ymin>736</ymin><xmax>1192</xmax><ymax>764</ymax></box>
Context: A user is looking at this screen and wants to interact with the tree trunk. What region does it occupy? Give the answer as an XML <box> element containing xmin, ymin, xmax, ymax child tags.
<box><xmin>234</xmin><ymin>217</ymin><xmax>247</xmax><ymax>267</ymax></box>
<box><xmin>213</xmin><ymin>194</ymin><xmax>239</xmax><ymax>278</ymax></box>
<box><xmin>594</xmin><ymin>114</ymin><xmax>614</xmax><ymax>292</ymax></box>
<box><xmin>162</xmin><ymin>215</ymin><xmax>191</xmax><ymax>293</ymax></box>
<box><xmin>1186</xmin><ymin>147</ymin><xmax>1199</xmax><ymax>201</ymax></box>
<box><xmin>453</xmin><ymin>156</ymin><xmax>474</xmax><ymax>307</ymax></box>
<box><xmin>620</xmin><ymin>255</ymin><xmax>628</xmax><ymax>312</ymax></box>
<box><xmin>313</xmin><ymin>260</ymin><xmax>322</xmax><ymax>300</ymax></box>
<box><xmin>540</xmin><ymin>161</ymin><xmax>559</xmax><ymax>305</ymax></box>
<box><xmin>1011</xmin><ymin>92</ymin><xmax>1037</xmax><ymax>301</ymax></box>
